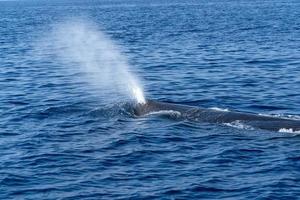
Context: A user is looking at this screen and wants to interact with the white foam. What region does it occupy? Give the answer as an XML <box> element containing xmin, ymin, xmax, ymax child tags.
<box><xmin>210</xmin><ymin>107</ymin><xmax>229</xmax><ymax>112</ymax></box>
<box><xmin>145</xmin><ymin>110</ymin><xmax>182</xmax><ymax>117</ymax></box>
<box><xmin>258</xmin><ymin>113</ymin><xmax>300</xmax><ymax>120</ymax></box>
<box><xmin>278</xmin><ymin>128</ymin><xmax>300</xmax><ymax>134</ymax></box>
<box><xmin>223</xmin><ymin>121</ymin><xmax>254</xmax><ymax>130</ymax></box>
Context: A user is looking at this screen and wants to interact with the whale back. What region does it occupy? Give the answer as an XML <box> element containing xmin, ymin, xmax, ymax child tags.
<box><xmin>133</xmin><ymin>99</ymin><xmax>300</xmax><ymax>132</ymax></box>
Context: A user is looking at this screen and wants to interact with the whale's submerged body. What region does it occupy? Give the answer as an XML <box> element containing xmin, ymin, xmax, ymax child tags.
<box><xmin>133</xmin><ymin>100</ymin><xmax>300</xmax><ymax>132</ymax></box>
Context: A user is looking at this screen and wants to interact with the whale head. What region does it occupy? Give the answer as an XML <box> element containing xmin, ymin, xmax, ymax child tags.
<box><xmin>132</xmin><ymin>99</ymin><xmax>193</xmax><ymax>116</ymax></box>
<box><xmin>133</xmin><ymin>100</ymin><xmax>161</xmax><ymax>116</ymax></box>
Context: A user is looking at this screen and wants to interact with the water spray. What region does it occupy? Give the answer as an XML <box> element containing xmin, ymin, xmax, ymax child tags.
<box><xmin>48</xmin><ymin>19</ymin><xmax>146</xmax><ymax>104</ymax></box>
<box><xmin>132</xmin><ymin>86</ymin><xmax>146</xmax><ymax>104</ymax></box>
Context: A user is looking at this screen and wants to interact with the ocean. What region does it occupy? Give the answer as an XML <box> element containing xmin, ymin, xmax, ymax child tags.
<box><xmin>1</xmin><ymin>0</ymin><xmax>300</xmax><ymax>199</ymax></box>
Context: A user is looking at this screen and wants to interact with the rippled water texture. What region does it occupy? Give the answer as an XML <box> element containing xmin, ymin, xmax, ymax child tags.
<box><xmin>1</xmin><ymin>0</ymin><xmax>300</xmax><ymax>199</ymax></box>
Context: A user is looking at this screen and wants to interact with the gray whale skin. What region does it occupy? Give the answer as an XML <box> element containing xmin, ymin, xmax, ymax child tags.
<box><xmin>133</xmin><ymin>99</ymin><xmax>300</xmax><ymax>132</ymax></box>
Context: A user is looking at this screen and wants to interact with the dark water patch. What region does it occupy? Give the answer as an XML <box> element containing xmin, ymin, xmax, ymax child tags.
<box><xmin>34</xmin><ymin>104</ymin><xmax>91</xmax><ymax>119</ymax></box>
<box><xmin>0</xmin><ymin>174</ymin><xmax>30</xmax><ymax>187</ymax></box>
<box><xmin>6</xmin><ymin>100</ymin><xmax>29</xmax><ymax>106</ymax></box>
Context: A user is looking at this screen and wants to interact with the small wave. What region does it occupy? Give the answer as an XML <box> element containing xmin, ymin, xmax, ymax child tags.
<box><xmin>85</xmin><ymin>102</ymin><xmax>134</xmax><ymax>119</ymax></box>
<box><xmin>224</xmin><ymin>120</ymin><xmax>300</xmax><ymax>133</ymax></box>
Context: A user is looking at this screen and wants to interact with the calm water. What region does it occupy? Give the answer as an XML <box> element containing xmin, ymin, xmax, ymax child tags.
<box><xmin>1</xmin><ymin>0</ymin><xmax>300</xmax><ymax>199</ymax></box>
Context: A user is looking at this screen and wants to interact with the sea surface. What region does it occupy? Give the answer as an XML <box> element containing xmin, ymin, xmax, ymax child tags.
<box><xmin>1</xmin><ymin>0</ymin><xmax>300</xmax><ymax>199</ymax></box>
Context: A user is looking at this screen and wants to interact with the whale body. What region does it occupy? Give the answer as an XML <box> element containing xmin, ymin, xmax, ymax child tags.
<box><xmin>133</xmin><ymin>100</ymin><xmax>300</xmax><ymax>132</ymax></box>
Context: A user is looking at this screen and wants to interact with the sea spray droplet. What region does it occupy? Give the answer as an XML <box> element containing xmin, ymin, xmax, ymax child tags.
<box><xmin>45</xmin><ymin>19</ymin><xmax>145</xmax><ymax>104</ymax></box>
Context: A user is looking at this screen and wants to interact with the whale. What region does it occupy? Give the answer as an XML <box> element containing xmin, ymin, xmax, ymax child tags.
<box><xmin>133</xmin><ymin>99</ymin><xmax>300</xmax><ymax>132</ymax></box>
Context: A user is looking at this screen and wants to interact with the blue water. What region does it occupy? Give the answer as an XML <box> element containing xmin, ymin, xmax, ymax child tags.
<box><xmin>1</xmin><ymin>0</ymin><xmax>300</xmax><ymax>199</ymax></box>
